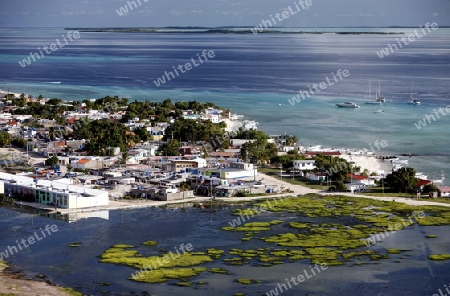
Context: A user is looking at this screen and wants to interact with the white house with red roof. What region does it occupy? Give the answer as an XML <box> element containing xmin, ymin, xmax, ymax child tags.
<box><xmin>347</xmin><ymin>173</ymin><xmax>376</xmax><ymax>186</ymax></box>
<box><xmin>417</xmin><ymin>179</ymin><xmax>432</xmax><ymax>189</ymax></box>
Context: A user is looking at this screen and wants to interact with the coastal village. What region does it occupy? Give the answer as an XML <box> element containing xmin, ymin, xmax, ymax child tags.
<box><xmin>0</xmin><ymin>90</ymin><xmax>448</xmax><ymax>216</ymax></box>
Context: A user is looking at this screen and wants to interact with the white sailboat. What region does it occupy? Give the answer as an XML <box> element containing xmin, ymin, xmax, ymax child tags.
<box><xmin>365</xmin><ymin>80</ymin><xmax>386</xmax><ymax>105</ymax></box>
<box><xmin>407</xmin><ymin>84</ymin><xmax>420</xmax><ymax>105</ymax></box>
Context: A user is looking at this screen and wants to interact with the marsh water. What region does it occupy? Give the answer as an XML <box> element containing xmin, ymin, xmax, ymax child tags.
<box><xmin>1</xmin><ymin>201</ymin><xmax>450</xmax><ymax>296</ymax></box>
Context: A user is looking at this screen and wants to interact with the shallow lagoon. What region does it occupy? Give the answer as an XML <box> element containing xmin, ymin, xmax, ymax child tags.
<box><xmin>0</xmin><ymin>196</ymin><xmax>450</xmax><ymax>296</ymax></box>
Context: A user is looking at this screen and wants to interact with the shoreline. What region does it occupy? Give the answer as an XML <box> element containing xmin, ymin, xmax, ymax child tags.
<box><xmin>0</xmin><ymin>261</ymin><xmax>78</xmax><ymax>296</ymax></box>
<box><xmin>8</xmin><ymin>172</ymin><xmax>450</xmax><ymax>216</ymax></box>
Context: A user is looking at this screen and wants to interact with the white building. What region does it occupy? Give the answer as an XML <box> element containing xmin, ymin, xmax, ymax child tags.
<box><xmin>345</xmin><ymin>183</ymin><xmax>366</xmax><ymax>193</ymax></box>
<box><xmin>293</xmin><ymin>160</ymin><xmax>316</xmax><ymax>171</ymax></box>
<box><xmin>308</xmin><ymin>172</ymin><xmax>327</xmax><ymax>182</ymax></box>
<box><xmin>0</xmin><ymin>172</ymin><xmax>109</xmax><ymax>209</ymax></box>
<box><xmin>202</xmin><ymin>162</ymin><xmax>257</xmax><ymax>179</ymax></box>
<box><xmin>170</xmin><ymin>158</ymin><xmax>207</xmax><ymax>173</ymax></box>
<box><xmin>347</xmin><ymin>174</ymin><xmax>376</xmax><ymax>186</ymax></box>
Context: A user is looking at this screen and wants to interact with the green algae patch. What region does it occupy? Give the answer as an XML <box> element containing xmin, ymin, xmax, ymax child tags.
<box><xmin>207</xmin><ymin>248</ymin><xmax>225</xmax><ymax>259</ymax></box>
<box><xmin>100</xmin><ymin>246</ymin><xmax>139</xmax><ymax>264</ymax></box>
<box><xmin>222</xmin><ymin>220</ymin><xmax>283</xmax><ymax>233</ymax></box>
<box><xmin>61</xmin><ymin>287</ymin><xmax>83</xmax><ymax>296</ymax></box>
<box><xmin>386</xmin><ymin>249</ymin><xmax>411</xmax><ymax>254</ymax></box>
<box><xmin>426</xmin><ymin>234</ymin><xmax>438</xmax><ymax>238</ymax></box>
<box><xmin>222</xmin><ymin>225</ymin><xmax>270</xmax><ymax>232</ymax></box>
<box><xmin>244</xmin><ymin>221</ymin><xmax>283</xmax><ymax>227</ymax></box>
<box><xmin>263</xmin><ymin>224</ymin><xmax>369</xmax><ymax>250</ymax></box>
<box><xmin>341</xmin><ymin>249</ymin><xmax>388</xmax><ymax>262</ymax></box>
<box><xmin>131</xmin><ymin>267</ymin><xmax>207</xmax><ymax>283</ymax></box>
<box><xmin>428</xmin><ymin>254</ymin><xmax>450</xmax><ymax>261</ymax></box>
<box><xmin>175</xmin><ymin>281</ymin><xmax>192</xmax><ymax>287</ymax></box>
<box><xmin>417</xmin><ymin>212</ymin><xmax>450</xmax><ymax>226</ymax></box>
<box><xmin>208</xmin><ymin>267</ymin><xmax>231</xmax><ymax>274</ymax></box>
<box><xmin>99</xmin><ymin>244</ymin><xmax>214</xmax><ymax>283</ymax></box>
<box><xmin>229</xmin><ymin>248</ymin><xmax>264</xmax><ymax>260</ymax></box>
<box><xmin>112</xmin><ymin>244</ymin><xmax>135</xmax><ymax>249</ymax></box>
<box><xmin>236</xmin><ymin>278</ymin><xmax>262</xmax><ymax>285</ymax></box>
<box><xmin>0</xmin><ymin>260</ymin><xmax>7</xmax><ymax>269</ymax></box>
<box><xmin>223</xmin><ymin>257</ymin><xmax>247</xmax><ymax>266</ymax></box>
<box><xmin>142</xmin><ymin>240</ymin><xmax>158</xmax><ymax>246</ymax></box>
<box><xmin>289</xmin><ymin>222</ymin><xmax>309</xmax><ymax>229</ymax></box>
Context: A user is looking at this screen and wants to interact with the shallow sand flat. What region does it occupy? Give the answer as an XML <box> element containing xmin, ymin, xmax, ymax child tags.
<box><xmin>0</xmin><ymin>264</ymin><xmax>74</xmax><ymax>296</ymax></box>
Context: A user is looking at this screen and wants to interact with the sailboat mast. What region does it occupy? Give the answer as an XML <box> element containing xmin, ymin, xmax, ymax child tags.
<box><xmin>378</xmin><ymin>80</ymin><xmax>381</xmax><ymax>98</ymax></box>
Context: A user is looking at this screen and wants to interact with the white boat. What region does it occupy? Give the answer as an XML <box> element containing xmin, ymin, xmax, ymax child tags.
<box><xmin>391</xmin><ymin>159</ymin><xmax>409</xmax><ymax>164</ymax></box>
<box><xmin>407</xmin><ymin>99</ymin><xmax>420</xmax><ymax>105</ymax></box>
<box><xmin>307</xmin><ymin>145</ymin><xmax>322</xmax><ymax>151</ymax></box>
<box><xmin>407</xmin><ymin>84</ymin><xmax>420</xmax><ymax>105</ymax></box>
<box><xmin>365</xmin><ymin>81</ymin><xmax>386</xmax><ymax>104</ymax></box>
<box><xmin>416</xmin><ymin>173</ymin><xmax>428</xmax><ymax>180</ymax></box>
<box><xmin>336</xmin><ymin>102</ymin><xmax>360</xmax><ymax>108</ymax></box>
<box><xmin>392</xmin><ymin>164</ymin><xmax>404</xmax><ymax>171</ymax></box>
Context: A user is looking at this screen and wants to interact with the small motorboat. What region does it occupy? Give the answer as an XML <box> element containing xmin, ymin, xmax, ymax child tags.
<box><xmin>336</xmin><ymin>102</ymin><xmax>360</xmax><ymax>108</ymax></box>
<box><xmin>407</xmin><ymin>99</ymin><xmax>420</xmax><ymax>105</ymax></box>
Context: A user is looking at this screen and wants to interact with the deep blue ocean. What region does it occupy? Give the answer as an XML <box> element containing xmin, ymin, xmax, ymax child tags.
<box><xmin>0</xmin><ymin>26</ymin><xmax>450</xmax><ymax>296</ymax></box>
<box><xmin>1</xmin><ymin>27</ymin><xmax>449</xmax><ymax>183</ymax></box>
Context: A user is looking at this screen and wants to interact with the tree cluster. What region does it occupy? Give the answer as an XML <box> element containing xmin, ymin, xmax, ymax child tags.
<box><xmin>163</xmin><ymin>119</ymin><xmax>227</xmax><ymax>144</ymax></box>
<box><xmin>384</xmin><ymin>167</ymin><xmax>417</xmax><ymax>193</ymax></box>
<box><xmin>72</xmin><ymin>119</ymin><xmax>130</xmax><ymax>155</ymax></box>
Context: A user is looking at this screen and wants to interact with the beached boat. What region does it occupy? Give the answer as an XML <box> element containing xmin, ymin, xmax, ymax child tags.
<box><xmin>336</xmin><ymin>102</ymin><xmax>360</xmax><ymax>108</ymax></box>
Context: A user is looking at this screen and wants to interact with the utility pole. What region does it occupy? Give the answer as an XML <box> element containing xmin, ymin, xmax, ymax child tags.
<box><xmin>280</xmin><ymin>165</ymin><xmax>283</xmax><ymax>182</ymax></box>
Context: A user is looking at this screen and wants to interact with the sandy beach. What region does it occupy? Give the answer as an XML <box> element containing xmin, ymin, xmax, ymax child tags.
<box><xmin>340</xmin><ymin>154</ymin><xmax>392</xmax><ymax>175</ymax></box>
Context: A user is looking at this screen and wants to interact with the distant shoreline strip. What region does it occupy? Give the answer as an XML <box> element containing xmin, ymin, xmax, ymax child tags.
<box><xmin>64</xmin><ymin>28</ymin><xmax>404</xmax><ymax>35</ymax></box>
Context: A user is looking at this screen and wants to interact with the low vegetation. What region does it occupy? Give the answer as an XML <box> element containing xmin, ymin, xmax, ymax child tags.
<box><xmin>98</xmin><ymin>194</ymin><xmax>450</xmax><ymax>288</ymax></box>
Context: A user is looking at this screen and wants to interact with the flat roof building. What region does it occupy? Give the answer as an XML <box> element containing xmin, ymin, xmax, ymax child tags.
<box><xmin>0</xmin><ymin>172</ymin><xmax>109</xmax><ymax>209</ymax></box>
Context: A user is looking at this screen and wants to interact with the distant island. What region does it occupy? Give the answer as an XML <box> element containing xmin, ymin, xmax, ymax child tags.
<box><xmin>64</xmin><ymin>27</ymin><xmax>404</xmax><ymax>35</ymax></box>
